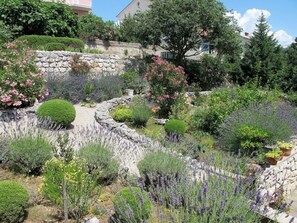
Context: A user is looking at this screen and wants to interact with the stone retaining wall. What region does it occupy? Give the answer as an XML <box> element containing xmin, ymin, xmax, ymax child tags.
<box><xmin>35</xmin><ymin>51</ymin><xmax>125</xmax><ymax>77</ymax></box>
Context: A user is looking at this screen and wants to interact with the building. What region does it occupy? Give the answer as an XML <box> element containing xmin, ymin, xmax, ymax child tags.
<box><xmin>42</xmin><ymin>0</ymin><xmax>92</xmax><ymax>16</ymax></box>
<box><xmin>117</xmin><ymin>0</ymin><xmax>151</xmax><ymax>22</ymax></box>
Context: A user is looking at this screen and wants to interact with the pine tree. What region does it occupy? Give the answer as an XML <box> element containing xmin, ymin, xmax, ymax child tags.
<box><xmin>241</xmin><ymin>13</ymin><xmax>284</xmax><ymax>87</ymax></box>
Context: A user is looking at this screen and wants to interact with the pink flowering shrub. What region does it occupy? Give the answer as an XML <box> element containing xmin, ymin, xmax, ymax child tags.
<box><xmin>0</xmin><ymin>40</ymin><xmax>47</xmax><ymax>108</ymax></box>
<box><xmin>70</xmin><ymin>54</ymin><xmax>91</xmax><ymax>75</ymax></box>
<box><xmin>144</xmin><ymin>56</ymin><xmax>187</xmax><ymax>116</ymax></box>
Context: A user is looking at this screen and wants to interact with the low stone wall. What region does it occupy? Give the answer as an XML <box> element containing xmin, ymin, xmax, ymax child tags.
<box><xmin>35</xmin><ymin>51</ymin><xmax>124</xmax><ymax>77</ymax></box>
<box><xmin>257</xmin><ymin>141</ymin><xmax>297</xmax><ymax>196</ymax></box>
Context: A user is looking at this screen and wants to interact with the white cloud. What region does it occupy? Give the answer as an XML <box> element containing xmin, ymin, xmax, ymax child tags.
<box><xmin>274</xmin><ymin>30</ymin><xmax>294</xmax><ymax>47</ymax></box>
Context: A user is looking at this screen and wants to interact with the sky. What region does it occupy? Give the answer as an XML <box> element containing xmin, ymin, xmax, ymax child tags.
<box><xmin>92</xmin><ymin>0</ymin><xmax>297</xmax><ymax>47</ymax></box>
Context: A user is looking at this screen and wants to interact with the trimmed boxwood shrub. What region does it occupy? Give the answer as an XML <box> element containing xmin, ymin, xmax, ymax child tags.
<box><xmin>0</xmin><ymin>181</ymin><xmax>29</xmax><ymax>223</ymax></box>
<box><xmin>37</xmin><ymin>99</ymin><xmax>76</xmax><ymax>127</ymax></box>
<box><xmin>113</xmin><ymin>187</ymin><xmax>152</xmax><ymax>223</ymax></box>
<box><xmin>78</xmin><ymin>143</ymin><xmax>119</xmax><ymax>184</ymax></box>
<box><xmin>8</xmin><ymin>136</ymin><xmax>53</xmax><ymax>175</ymax></box>
<box><xmin>164</xmin><ymin>119</ymin><xmax>186</xmax><ymax>140</ymax></box>
<box><xmin>44</xmin><ymin>43</ymin><xmax>66</xmax><ymax>51</ymax></box>
<box><xmin>112</xmin><ymin>108</ymin><xmax>133</xmax><ymax>122</ymax></box>
<box><xmin>17</xmin><ymin>35</ymin><xmax>84</xmax><ymax>50</ymax></box>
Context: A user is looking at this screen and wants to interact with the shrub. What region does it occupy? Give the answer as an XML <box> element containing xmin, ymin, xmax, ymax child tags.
<box><xmin>37</xmin><ymin>99</ymin><xmax>76</xmax><ymax>127</ymax></box>
<box><xmin>219</xmin><ymin>102</ymin><xmax>297</xmax><ymax>155</ymax></box>
<box><xmin>138</xmin><ymin>150</ymin><xmax>187</xmax><ymax>186</ymax></box>
<box><xmin>44</xmin><ymin>43</ymin><xmax>66</xmax><ymax>51</ymax></box>
<box><xmin>0</xmin><ymin>180</ymin><xmax>29</xmax><ymax>223</ymax></box>
<box><xmin>70</xmin><ymin>54</ymin><xmax>91</xmax><ymax>75</ymax></box>
<box><xmin>131</xmin><ymin>97</ymin><xmax>152</xmax><ymax>126</ymax></box>
<box><xmin>78</xmin><ymin>143</ymin><xmax>119</xmax><ymax>184</ymax></box>
<box><xmin>112</xmin><ymin>108</ymin><xmax>133</xmax><ymax>122</ymax></box>
<box><xmin>41</xmin><ymin>158</ymin><xmax>95</xmax><ymax>220</ymax></box>
<box><xmin>113</xmin><ymin>187</ymin><xmax>152</xmax><ymax>223</ymax></box>
<box><xmin>121</xmin><ymin>70</ymin><xmax>146</xmax><ymax>94</ymax></box>
<box><xmin>0</xmin><ymin>21</ymin><xmax>13</xmax><ymax>44</ymax></box>
<box><xmin>0</xmin><ymin>40</ymin><xmax>47</xmax><ymax>108</ymax></box>
<box><xmin>78</xmin><ymin>13</ymin><xmax>105</xmax><ymax>40</ymax></box>
<box><xmin>164</xmin><ymin>119</ymin><xmax>186</xmax><ymax>140</ymax></box>
<box><xmin>145</xmin><ymin>56</ymin><xmax>187</xmax><ymax>117</ymax></box>
<box><xmin>17</xmin><ymin>35</ymin><xmax>84</xmax><ymax>50</ymax></box>
<box><xmin>8</xmin><ymin>136</ymin><xmax>53</xmax><ymax>175</ymax></box>
<box><xmin>190</xmin><ymin>85</ymin><xmax>282</xmax><ymax>134</ymax></box>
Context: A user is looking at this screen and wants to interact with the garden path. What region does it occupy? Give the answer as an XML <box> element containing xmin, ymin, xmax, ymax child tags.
<box><xmin>288</xmin><ymin>189</ymin><xmax>297</xmax><ymax>218</ymax></box>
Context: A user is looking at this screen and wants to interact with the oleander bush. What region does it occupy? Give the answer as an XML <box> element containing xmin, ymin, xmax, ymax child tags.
<box><xmin>8</xmin><ymin>136</ymin><xmax>53</xmax><ymax>175</ymax></box>
<box><xmin>112</xmin><ymin>108</ymin><xmax>133</xmax><ymax>122</ymax></box>
<box><xmin>138</xmin><ymin>150</ymin><xmax>187</xmax><ymax>186</ymax></box>
<box><xmin>0</xmin><ymin>180</ymin><xmax>29</xmax><ymax>223</ymax></box>
<box><xmin>164</xmin><ymin>119</ymin><xmax>187</xmax><ymax>140</ymax></box>
<box><xmin>78</xmin><ymin>143</ymin><xmax>119</xmax><ymax>184</ymax></box>
<box><xmin>70</xmin><ymin>54</ymin><xmax>92</xmax><ymax>75</ymax></box>
<box><xmin>37</xmin><ymin>99</ymin><xmax>76</xmax><ymax>127</ymax></box>
<box><xmin>0</xmin><ymin>40</ymin><xmax>47</xmax><ymax>108</ymax></box>
<box><xmin>219</xmin><ymin>102</ymin><xmax>297</xmax><ymax>155</ymax></box>
<box><xmin>113</xmin><ymin>187</ymin><xmax>152</xmax><ymax>223</ymax></box>
<box><xmin>44</xmin><ymin>43</ymin><xmax>66</xmax><ymax>51</ymax></box>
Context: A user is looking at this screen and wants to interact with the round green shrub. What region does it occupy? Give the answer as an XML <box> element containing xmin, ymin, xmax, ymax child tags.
<box><xmin>37</xmin><ymin>99</ymin><xmax>76</xmax><ymax>127</ymax></box>
<box><xmin>112</xmin><ymin>108</ymin><xmax>133</xmax><ymax>122</ymax></box>
<box><xmin>8</xmin><ymin>136</ymin><xmax>53</xmax><ymax>175</ymax></box>
<box><xmin>164</xmin><ymin>119</ymin><xmax>186</xmax><ymax>138</ymax></box>
<box><xmin>78</xmin><ymin>143</ymin><xmax>119</xmax><ymax>184</ymax></box>
<box><xmin>44</xmin><ymin>43</ymin><xmax>66</xmax><ymax>51</ymax></box>
<box><xmin>113</xmin><ymin>187</ymin><xmax>152</xmax><ymax>223</ymax></box>
<box><xmin>0</xmin><ymin>180</ymin><xmax>29</xmax><ymax>223</ymax></box>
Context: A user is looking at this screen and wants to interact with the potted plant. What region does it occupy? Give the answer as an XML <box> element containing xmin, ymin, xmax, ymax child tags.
<box><xmin>277</xmin><ymin>141</ymin><xmax>293</xmax><ymax>156</ymax></box>
<box><xmin>265</xmin><ymin>149</ymin><xmax>283</xmax><ymax>165</ymax></box>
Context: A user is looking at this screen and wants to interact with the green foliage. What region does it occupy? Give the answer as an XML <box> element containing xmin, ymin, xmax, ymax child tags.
<box><xmin>112</xmin><ymin>108</ymin><xmax>133</xmax><ymax>122</ymax></box>
<box><xmin>138</xmin><ymin>150</ymin><xmax>187</xmax><ymax>185</ymax></box>
<box><xmin>37</xmin><ymin>99</ymin><xmax>76</xmax><ymax>127</ymax></box>
<box><xmin>41</xmin><ymin>158</ymin><xmax>96</xmax><ymax>220</ymax></box>
<box><xmin>78</xmin><ymin>143</ymin><xmax>119</xmax><ymax>184</ymax></box>
<box><xmin>118</xmin><ymin>15</ymin><xmax>143</xmax><ymax>43</ymax></box>
<box><xmin>121</xmin><ymin>70</ymin><xmax>145</xmax><ymax>93</ymax></box>
<box><xmin>130</xmin><ymin>97</ymin><xmax>152</xmax><ymax>127</ymax></box>
<box><xmin>0</xmin><ymin>40</ymin><xmax>47</xmax><ymax>108</ymax></box>
<box><xmin>0</xmin><ymin>181</ymin><xmax>29</xmax><ymax>223</ymax></box>
<box><xmin>190</xmin><ymin>85</ymin><xmax>281</xmax><ymax>134</ymax></box>
<box><xmin>44</xmin><ymin>43</ymin><xmax>66</xmax><ymax>51</ymax></box>
<box><xmin>240</xmin><ymin>14</ymin><xmax>284</xmax><ymax>87</ymax></box>
<box><xmin>78</xmin><ymin>13</ymin><xmax>105</xmax><ymax>40</ymax></box>
<box><xmin>169</xmin><ymin>94</ymin><xmax>190</xmax><ymax>121</ymax></box>
<box><xmin>0</xmin><ymin>0</ymin><xmax>78</xmax><ymax>38</ymax></box>
<box><xmin>0</xmin><ymin>21</ymin><xmax>13</xmax><ymax>43</ymax></box>
<box><xmin>70</xmin><ymin>54</ymin><xmax>91</xmax><ymax>75</ymax></box>
<box><xmin>113</xmin><ymin>187</ymin><xmax>152</xmax><ymax>223</ymax></box>
<box><xmin>18</xmin><ymin>35</ymin><xmax>84</xmax><ymax>50</ymax></box>
<box><xmin>8</xmin><ymin>136</ymin><xmax>53</xmax><ymax>175</ymax></box>
<box><xmin>265</xmin><ymin>149</ymin><xmax>282</xmax><ymax>160</ymax></box>
<box><xmin>164</xmin><ymin>119</ymin><xmax>187</xmax><ymax>139</ymax></box>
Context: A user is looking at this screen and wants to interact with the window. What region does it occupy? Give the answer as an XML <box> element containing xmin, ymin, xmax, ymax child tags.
<box><xmin>199</xmin><ymin>41</ymin><xmax>210</xmax><ymax>54</ymax></box>
<box><xmin>161</xmin><ymin>52</ymin><xmax>175</xmax><ymax>60</ymax></box>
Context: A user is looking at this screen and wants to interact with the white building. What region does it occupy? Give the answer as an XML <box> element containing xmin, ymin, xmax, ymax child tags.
<box><xmin>117</xmin><ymin>0</ymin><xmax>151</xmax><ymax>22</ymax></box>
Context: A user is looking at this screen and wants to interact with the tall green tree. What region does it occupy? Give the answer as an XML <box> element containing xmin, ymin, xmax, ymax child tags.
<box><xmin>121</xmin><ymin>0</ymin><xmax>241</xmax><ymax>64</ymax></box>
<box><xmin>240</xmin><ymin>14</ymin><xmax>284</xmax><ymax>87</ymax></box>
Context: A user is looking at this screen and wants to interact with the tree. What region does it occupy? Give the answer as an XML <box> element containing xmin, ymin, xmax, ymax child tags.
<box><xmin>240</xmin><ymin>13</ymin><xmax>284</xmax><ymax>87</ymax></box>
<box><xmin>78</xmin><ymin>13</ymin><xmax>105</xmax><ymax>40</ymax></box>
<box><xmin>125</xmin><ymin>0</ymin><xmax>241</xmax><ymax>64</ymax></box>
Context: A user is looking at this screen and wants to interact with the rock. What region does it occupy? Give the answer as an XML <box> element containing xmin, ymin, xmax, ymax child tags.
<box><xmin>85</xmin><ymin>216</ymin><xmax>100</xmax><ymax>223</ymax></box>
<box><xmin>154</xmin><ymin>118</ymin><xmax>168</xmax><ymax>125</ymax></box>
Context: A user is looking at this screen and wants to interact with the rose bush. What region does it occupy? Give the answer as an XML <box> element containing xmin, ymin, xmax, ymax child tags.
<box><xmin>144</xmin><ymin>56</ymin><xmax>187</xmax><ymax>117</ymax></box>
<box><xmin>0</xmin><ymin>40</ymin><xmax>47</xmax><ymax>108</ymax></box>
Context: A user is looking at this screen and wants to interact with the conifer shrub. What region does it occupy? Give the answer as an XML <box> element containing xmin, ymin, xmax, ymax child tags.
<box><xmin>0</xmin><ymin>180</ymin><xmax>29</xmax><ymax>223</ymax></box>
<box><xmin>113</xmin><ymin>187</ymin><xmax>152</xmax><ymax>223</ymax></box>
<box><xmin>37</xmin><ymin>99</ymin><xmax>76</xmax><ymax>127</ymax></box>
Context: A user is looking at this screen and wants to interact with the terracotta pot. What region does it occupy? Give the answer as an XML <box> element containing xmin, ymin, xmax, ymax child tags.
<box><xmin>266</xmin><ymin>157</ymin><xmax>278</xmax><ymax>165</ymax></box>
<box><xmin>280</xmin><ymin>148</ymin><xmax>292</xmax><ymax>156</ymax></box>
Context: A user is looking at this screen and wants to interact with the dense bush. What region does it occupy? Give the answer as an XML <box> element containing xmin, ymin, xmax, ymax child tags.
<box><xmin>112</xmin><ymin>108</ymin><xmax>133</xmax><ymax>122</ymax></box>
<box><xmin>0</xmin><ymin>40</ymin><xmax>47</xmax><ymax>108</ymax></box>
<box><xmin>219</xmin><ymin>103</ymin><xmax>297</xmax><ymax>155</ymax></box>
<box><xmin>78</xmin><ymin>13</ymin><xmax>105</xmax><ymax>40</ymax></box>
<box><xmin>17</xmin><ymin>35</ymin><xmax>84</xmax><ymax>50</ymax></box>
<box><xmin>37</xmin><ymin>99</ymin><xmax>76</xmax><ymax>127</ymax></box>
<box><xmin>190</xmin><ymin>85</ymin><xmax>282</xmax><ymax>134</ymax></box>
<box><xmin>138</xmin><ymin>150</ymin><xmax>187</xmax><ymax>186</ymax></box>
<box><xmin>46</xmin><ymin>76</ymin><xmax>123</xmax><ymax>104</ymax></box>
<box><xmin>113</xmin><ymin>187</ymin><xmax>152</xmax><ymax>223</ymax></box>
<box><xmin>0</xmin><ymin>180</ymin><xmax>29</xmax><ymax>223</ymax></box>
<box><xmin>44</xmin><ymin>43</ymin><xmax>66</xmax><ymax>51</ymax></box>
<box><xmin>145</xmin><ymin>56</ymin><xmax>187</xmax><ymax>117</ymax></box>
<box><xmin>78</xmin><ymin>143</ymin><xmax>119</xmax><ymax>184</ymax></box>
<box><xmin>41</xmin><ymin>158</ymin><xmax>95</xmax><ymax>220</ymax></box>
<box><xmin>121</xmin><ymin>70</ymin><xmax>146</xmax><ymax>94</ymax></box>
<box><xmin>130</xmin><ymin>97</ymin><xmax>152</xmax><ymax>127</ymax></box>
<box><xmin>0</xmin><ymin>21</ymin><xmax>13</xmax><ymax>43</ymax></box>
<box><xmin>70</xmin><ymin>54</ymin><xmax>91</xmax><ymax>75</ymax></box>
<box><xmin>164</xmin><ymin>119</ymin><xmax>187</xmax><ymax>140</ymax></box>
<box><xmin>8</xmin><ymin>136</ymin><xmax>53</xmax><ymax>175</ymax></box>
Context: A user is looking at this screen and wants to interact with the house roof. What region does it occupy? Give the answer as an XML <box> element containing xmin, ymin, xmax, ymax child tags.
<box><xmin>117</xmin><ymin>0</ymin><xmax>134</xmax><ymax>18</ymax></box>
